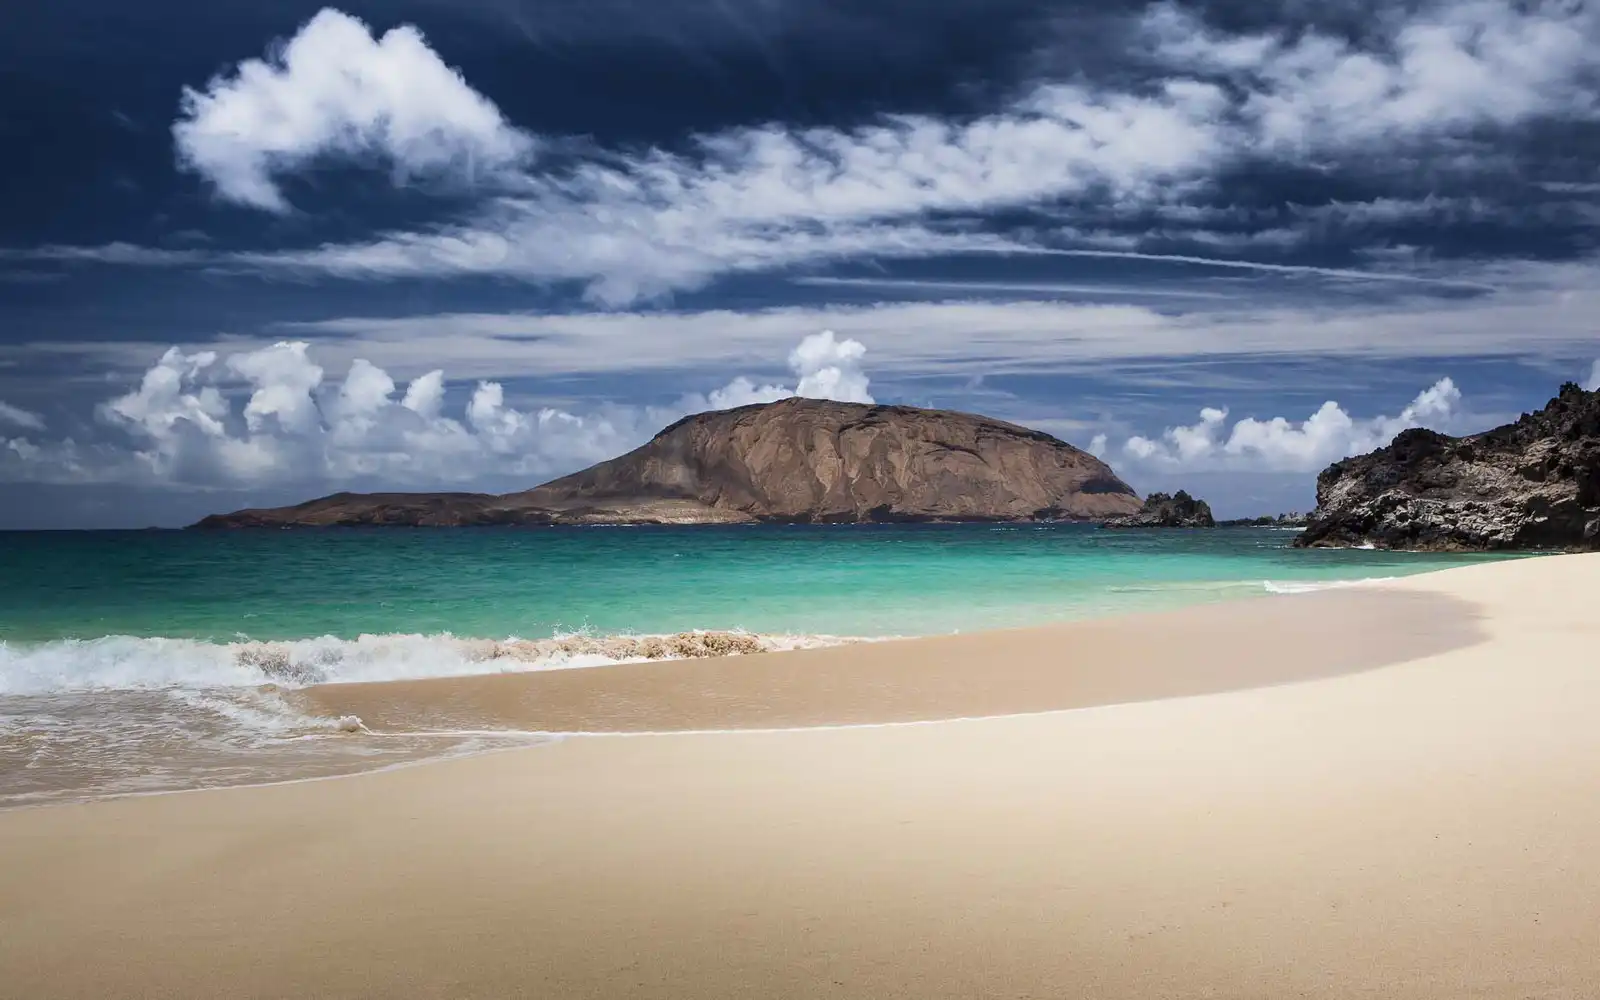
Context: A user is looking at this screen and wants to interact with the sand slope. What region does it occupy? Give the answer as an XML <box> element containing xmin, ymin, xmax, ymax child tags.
<box><xmin>296</xmin><ymin>586</ymin><xmax>1478</xmax><ymax>734</ymax></box>
<box><xmin>2</xmin><ymin>555</ymin><xmax>1598</xmax><ymax>999</ymax></box>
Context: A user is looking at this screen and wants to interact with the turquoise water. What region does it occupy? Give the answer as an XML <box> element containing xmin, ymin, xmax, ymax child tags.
<box><xmin>0</xmin><ymin>525</ymin><xmax>1519</xmax><ymax>806</ymax></box>
<box><xmin>0</xmin><ymin>524</ymin><xmax>1511</xmax><ymax>648</ymax></box>
<box><xmin>0</xmin><ymin>528</ymin><xmax>1523</xmax><ymax>806</ymax></box>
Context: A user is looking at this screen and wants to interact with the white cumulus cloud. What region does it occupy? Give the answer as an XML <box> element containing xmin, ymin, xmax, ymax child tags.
<box><xmin>1119</xmin><ymin>377</ymin><xmax>1466</xmax><ymax>472</ymax></box>
<box><xmin>790</xmin><ymin>330</ymin><xmax>874</xmax><ymax>404</ymax></box>
<box><xmin>174</xmin><ymin>8</ymin><xmax>532</xmax><ymax>211</ymax></box>
<box><xmin>688</xmin><ymin>331</ymin><xmax>874</xmax><ymax>411</ymax></box>
<box><xmin>1</xmin><ymin>333</ymin><xmax>874</xmax><ymax>490</ymax></box>
<box><xmin>1585</xmin><ymin>359</ymin><xmax>1600</xmax><ymax>391</ymax></box>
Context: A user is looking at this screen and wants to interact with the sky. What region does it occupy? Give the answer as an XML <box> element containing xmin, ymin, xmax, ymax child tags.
<box><xmin>1</xmin><ymin>0</ymin><xmax>1598</xmax><ymax>527</ymax></box>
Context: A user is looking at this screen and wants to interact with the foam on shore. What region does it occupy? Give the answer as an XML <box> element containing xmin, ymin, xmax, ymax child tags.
<box><xmin>0</xmin><ymin>630</ymin><xmax>857</xmax><ymax>696</ymax></box>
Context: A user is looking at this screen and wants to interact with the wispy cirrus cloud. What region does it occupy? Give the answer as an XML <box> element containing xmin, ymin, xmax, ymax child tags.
<box><xmin>1139</xmin><ymin>0</ymin><xmax>1600</xmax><ymax>149</ymax></box>
<box><xmin>6</xmin><ymin>251</ymin><xmax>1595</xmax><ymax>398</ymax></box>
<box><xmin>1</xmin><ymin>243</ymin><xmax>208</xmax><ymax>266</ymax></box>
<box><xmin>791</xmin><ymin>276</ymin><xmax>1235</xmax><ymax>300</ymax></box>
<box><xmin>0</xmin><ymin>401</ymin><xmax>45</xmax><ymax>431</ymax></box>
<box><xmin>1008</xmin><ymin>247</ymin><xmax>1502</xmax><ymax>292</ymax></box>
<box><xmin>16</xmin><ymin>1</ymin><xmax>1592</xmax><ymax>305</ymax></box>
<box><xmin>255</xmin><ymin>267</ymin><xmax>1599</xmax><ymax>381</ymax></box>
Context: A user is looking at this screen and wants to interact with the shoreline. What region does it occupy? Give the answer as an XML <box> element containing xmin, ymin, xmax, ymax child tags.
<box><xmin>294</xmin><ymin>584</ymin><xmax>1482</xmax><ymax>735</ymax></box>
<box><xmin>0</xmin><ymin>575</ymin><xmax>1472</xmax><ymax>815</ymax></box>
<box><xmin>4</xmin><ymin>555</ymin><xmax>1598</xmax><ymax>999</ymax></box>
<box><xmin>2</xmin><ymin>578</ymin><xmax>1452</xmax><ymax>813</ymax></box>
<box><xmin>1</xmin><ymin>566</ymin><xmax>1489</xmax><ymax>811</ymax></box>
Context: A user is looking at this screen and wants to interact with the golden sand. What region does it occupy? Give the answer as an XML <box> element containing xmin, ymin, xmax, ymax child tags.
<box><xmin>295</xmin><ymin>587</ymin><xmax>1478</xmax><ymax>734</ymax></box>
<box><xmin>2</xmin><ymin>555</ymin><xmax>1598</xmax><ymax>999</ymax></box>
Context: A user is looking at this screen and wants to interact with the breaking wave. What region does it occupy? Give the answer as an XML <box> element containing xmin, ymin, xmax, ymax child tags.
<box><xmin>0</xmin><ymin>631</ymin><xmax>853</xmax><ymax>697</ymax></box>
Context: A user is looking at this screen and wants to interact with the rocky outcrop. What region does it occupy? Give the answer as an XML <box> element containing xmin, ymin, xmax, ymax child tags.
<box><xmin>195</xmin><ymin>493</ymin><xmax>499</xmax><ymax>529</ymax></box>
<box><xmin>1217</xmin><ymin>512</ymin><xmax>1308</xmax><ymax>528</ymax></box>
<box><xmin>191</xmin><ymin>494</ymin><xmax>751</xmax><ymax>529</ymax></box>
<box><xmin>1296</xmin><ymin>383</ymin><xmax>1600</xmax><ymax>551</ymax></box>
<box><xmin>1101</xmin><ymin>490</ymin><xmax>1216</xmax><ymax>528</ymax></box>
<box><xmin>194</xmin><ymin>398</ymin><xmax>1142</xmax><ymax>528</ymax></box>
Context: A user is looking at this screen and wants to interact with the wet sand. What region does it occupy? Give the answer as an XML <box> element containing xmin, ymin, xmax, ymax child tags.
<box><xmin>3</xmin><ymin>555</ymin><xmax>1598</xmax><ymax>1000</ymax></box>
<box><xmin>297</xmin><ymin>587</ymin><xmax>1480</xmax><ymax>734</ymax></box>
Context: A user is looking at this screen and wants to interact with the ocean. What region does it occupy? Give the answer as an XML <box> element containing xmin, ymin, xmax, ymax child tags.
<box><xmin>0</xmin><ymin>524</ymin><xmax>1513</xmax><ymax>807</ymax></box>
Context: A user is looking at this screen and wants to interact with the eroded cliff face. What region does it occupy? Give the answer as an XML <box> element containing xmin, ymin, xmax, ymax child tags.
<box><xmin>1297</xmin><ymin>383</ymin><xmax>1600</xmax><ymax>551</ymax></box>
<box><xmin>194</xmin><ymin>398</ymin><xmax>1141</xmax><ymax>527</ymax></box>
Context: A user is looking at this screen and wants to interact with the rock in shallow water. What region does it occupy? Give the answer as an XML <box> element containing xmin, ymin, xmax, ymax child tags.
<box><xmin>1101</xmin><ymin>490</ymin><xmax>1216</xmax><ymax>529</ymax></box>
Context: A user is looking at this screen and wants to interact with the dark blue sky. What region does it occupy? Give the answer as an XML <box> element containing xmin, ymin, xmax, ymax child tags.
<box><xmin>2</xmin><ymin>0</ymin><xmax>1598</xmax><ymax>526</ymax></box>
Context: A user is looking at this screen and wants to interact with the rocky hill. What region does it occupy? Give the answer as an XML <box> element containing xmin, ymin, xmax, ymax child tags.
<box><xmin>194</xmin><ymin>398</ymin><xmax>1142</xmax><ymax>528</ymax></box>
<box><xmin>1296</xmin><ymin>383</ymin><xmax>1600</xmax><ymax>551</ymax></box>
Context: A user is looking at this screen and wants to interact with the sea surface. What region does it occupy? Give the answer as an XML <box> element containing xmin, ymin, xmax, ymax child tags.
<box><xmin>0</xmin><ymin>525</ymin><xmax>1515</xmax><ymax>807</ymax></box>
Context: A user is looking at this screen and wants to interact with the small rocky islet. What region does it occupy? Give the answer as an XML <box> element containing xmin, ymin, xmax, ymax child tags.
<box><xmin>1100</xmin><ymin>490</ymin><xmax>1217</xmax><ymax>528</ymax></box>
<box><xmin>1097</xmin><ymin>491</ymin><xmax>1306</xmax><ymax>530</ymax></box>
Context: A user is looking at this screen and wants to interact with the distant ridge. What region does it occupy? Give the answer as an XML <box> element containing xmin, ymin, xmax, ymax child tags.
<box><xmin>193</xmin><ymin>398</ymin><xmax>1143</xmax><ymax>528</ymax></box>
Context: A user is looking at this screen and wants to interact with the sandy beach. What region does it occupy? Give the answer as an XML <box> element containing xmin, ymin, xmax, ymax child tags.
<box><xmin>3</xmin><ymin>554</ymin><xmax>1598</xmax><ymax>999</ymax></box>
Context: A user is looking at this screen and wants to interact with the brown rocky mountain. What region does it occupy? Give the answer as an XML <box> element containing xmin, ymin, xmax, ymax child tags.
<box><xmin>1296</xmin><ymin>382</ymin><xmax>1600</xmax><ymax>551</ymax></box>
<box><xmin>193</xmin><ymin>398</ymin><xmax>1142</xmax><ymax>528</ymax></box>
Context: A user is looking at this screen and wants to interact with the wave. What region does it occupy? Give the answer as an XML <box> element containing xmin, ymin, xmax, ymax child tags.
<box><xmin>0</xmin><ymin>631</ymin><xmax>852</xmax><ymax>697</ymax></box>
<box><xmin>1095</xmin><ymin>576</ymin><xmax>1402</xmax><ymax>599</ymax></box>
<box><xmin>1261</xmin><ymin>577</ymin><xmax>1399</xmax><ymax>595</ymax></box>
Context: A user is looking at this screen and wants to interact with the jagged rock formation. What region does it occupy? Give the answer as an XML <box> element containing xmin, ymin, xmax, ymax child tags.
<box><xmin>1217</xmin><ymin>512</ymin><xmax>1308</xmax><ymax>528</ymax></box>
<box><xmin>194</xmin><ymin>398</ymin><xmax>1141</xmax><ymax>528</ymax></box>
<box><xmin>1297</xmin><ymin>383</ymin><xmax>1600</xmax><ymax>551</ymax></box>
<box><xmin>1101</xmin><ymin>490</ymin><xmax>1216</xmax><ymax>528</ymax></box>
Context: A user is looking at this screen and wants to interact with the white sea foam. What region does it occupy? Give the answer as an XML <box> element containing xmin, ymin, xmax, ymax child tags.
<box><xmin>0</xmin><ymin>683</ymin><xmax>554</xmax><ymax>808</ymax></box>
<box><xmin>164</xmin><ymin>686</ymin><xmax>348</xmax><ymax>738</ymax></box>
<box><xmin>0</xmin><ymin>630</ymin><xmax>852</xmax><ymax>697</ymax></box>
<box><xmin>1261</xmin><ymin>577</ymin><xmax>1399</xmax><ymax>595</ymax></box>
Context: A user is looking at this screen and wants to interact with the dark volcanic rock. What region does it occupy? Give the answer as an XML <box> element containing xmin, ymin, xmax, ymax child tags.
<box><xmin>1216</xmin><ymin>512</ymin><xmax>1308</xmax><ymax>528</ymax></box>
<box><xmin>1296</xmin><ymin>382</ymin><xmax>1600</xmax><ymax>551</ymax></box>
<box><xmin>187</xmin><ymin>492</ymin><xmax>746</xmax><ymax>529</ymax></box>
<box><xmin>1101</xmin><ymin>490</ymin><xmax>1216</xmax><ymax>528</ymax></box>
<box><xmin>193</xmin><ymin>398</ymin><xmax>1142</xmax><ymax>528</ymax></box>
<box><xmin>192</xmin><ymin>493</ymin><xmax>501</xmax><ymax>529</ymax></box>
